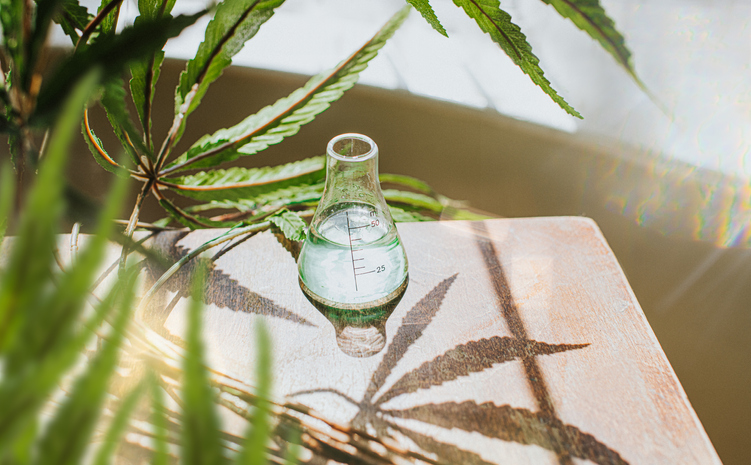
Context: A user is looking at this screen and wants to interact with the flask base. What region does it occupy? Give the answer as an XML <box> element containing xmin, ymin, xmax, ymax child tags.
<box><xmin>299</xmin><ymin>275</ymin><xmax>408</xmax><ymax>357</ymax></box>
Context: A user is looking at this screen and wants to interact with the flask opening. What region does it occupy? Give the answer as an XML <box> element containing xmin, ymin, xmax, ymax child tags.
<box><xmin>328</xmin><ymin>133</ymin><xmax>377</xmax><ymax>161</ymax></box>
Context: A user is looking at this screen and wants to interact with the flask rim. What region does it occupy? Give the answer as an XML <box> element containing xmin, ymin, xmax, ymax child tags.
<box><xmin>327</xmin><ymin>133</ymin><xmax>378</xmax><ymax>162</ymax></box>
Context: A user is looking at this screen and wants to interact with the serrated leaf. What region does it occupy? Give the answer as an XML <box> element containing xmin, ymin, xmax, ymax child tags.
<box><xmin>101</xmin><ymin>76</ymin><xmax>151</xmax><ymax>163</ymax></box>
<box><xmin>388</xmin><ymin>205</ymin><xmax>433</xmax><ymax>222</ymax></box>
<box><xmin>33</xmin><ymin>10</ymin><xmax>204</xmax><ymax>126</ymax></box>
<box><xmin>453</xmin><ymin>0</ymin><xmax>581</xmax><ymax>118</ymax></box>
<box><xmin>383</xmin><ymin>189</ymin><xmax>444</xmax><ymax>213</ymax></box>
<box><xmin>81</xmin><ymin>112</ymin><xmax>130</xmax><ymax>176</ymax></box>
<box><xmin>387</xmin><ymin>401</ymin><xmax>627</xmax><ymax>464</ymax></box>
<box><xmin>53</xmin><ymin>0</ymin><xmax>93</xmax><ymax>44</ymax></box>
<box><xmin>165</xmin><ymin>156</ymin><xmax>325</xmax><ymax>202</ymax></box>
<box><xmin>407</xmin><ymin>0</ymin><xmax>447</xmax><ymax>36</ymax></box>
<box><xmin>540</xmin><ymin>0</ymin><xmax>636</xmax><ymax>79</ymax></box>
<box><xmin>379</xmin><ymin>173</ymin><xmax>435</xmax><ymax>195</ymax></box>
<box><xmin>269</xmin><ymin>211</ymin><xmax>306</xmax><ymax>242</ymax></box>
<box><xmin>163</xmin><ymin>5</ymin><xmax>411</xmax><ymax>174</ymax></box>
<box><xmin>130</xmin><ymin>0</ymin><xmax>178</xmax><ymax>150</ymax></box>
<box><xmin>158</xmin><ymin>197</ymin><xmax>237</xmax><ymax>230</ymax></box>
<box><xmin>377</xmin><ymin>336</ymin><xmax>588</xmax><ymax>405</ymax></box>
<box><xmin>186</xmin><ymin>182</ymin><xmax>324</xmax><ymax>214</ymax></box>
<box><xmin>181</xmin><ymin>264</ymin><xmax>224</xmax><ymax>465</ymax></box>
<box><xmin>169</xmin><ymin>0</ymin><xmax>286</xmax><ymax>149</ymax></box>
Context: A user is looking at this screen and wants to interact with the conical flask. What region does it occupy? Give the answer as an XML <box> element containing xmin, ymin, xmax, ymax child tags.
<box><xmin>298</xmin><ymin>133</ymin><xmax>408</xmax><ymax>357</ymax></box>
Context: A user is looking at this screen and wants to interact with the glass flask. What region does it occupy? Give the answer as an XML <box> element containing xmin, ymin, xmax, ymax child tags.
<box><xmin>298</xmin><ymin>133</ymin><xmax>409</xmax><ymax>357</ymax></box>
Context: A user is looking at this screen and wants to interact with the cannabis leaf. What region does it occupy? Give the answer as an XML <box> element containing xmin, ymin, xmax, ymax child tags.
<box><xmin>164</xmin><ymin>156</ymin><xmax>325</xmax><ymax>202</ymax></box>
<box><xmin>34</xmin><ymin>10</ymin><xmax>205</xmax><ymax>126</ymax></box>
<box><xmin>540</xmin><ymin>0</ymin><xmax>634</xmax><ymax>78</ymax></box>
<box><xmin>161</xmin><ymin>5</ymin><xmax>412</xmax><ymax>174</ymax></box>
<box><xmin>53</xmin><ymin>0</ymin><xmax>93</xmax><ymax>44</ymax></box>
<box><xmin>269</xmin><ymin>210</ymin><xmax>307</xmax><ymax>242</ymax></box>
<box><xmin>165</xmin><ymin>0</ymin><xmax>286</xmax><ymax>159</ymax></box>
<box><xmin>408</xmin><ymin>0</ymin><xmax>448</xmax><ymax>36</ymax></box>
<box><xmin>453</xmin><ymin>0</ymin><xmax>582</xmax><ymax>118</ymax></box>
<box><xmin>130</xmin><ymin>0</ymin><xmax>179</xmax><ymax>151</ymax></box>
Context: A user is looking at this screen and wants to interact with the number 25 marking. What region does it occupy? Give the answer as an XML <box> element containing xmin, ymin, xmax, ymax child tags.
<box><xmin>376</xmin><ymin>265</ymin><xmax>386</xmax><ymax>273</ymax></box>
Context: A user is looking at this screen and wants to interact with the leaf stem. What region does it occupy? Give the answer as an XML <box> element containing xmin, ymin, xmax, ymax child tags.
<box><xmin>118</xmin><ymin>178</ymin><xmax>154</xmax><ymax>276</ymax></box>
<box><xmin>75</xmin><ymin>0</ymin><xmax>125</xmax><ymax>51</ymax></box>
<box><xmin>134</xmin><ymin>221</ymin><xmax>270</xmax><ymax>318</ymax></box>
<box><xmin>158</xmin><ymin>10</ymin><xmax>400</xmax><ymax>176</ymax></box>
<box><xmin>155</xmin><ymin>164</ymin><xmax>322</xmax><ymax>191</ymax></box>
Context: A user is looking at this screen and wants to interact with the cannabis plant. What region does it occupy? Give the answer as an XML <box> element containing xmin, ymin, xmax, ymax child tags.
<box><xmin>0</xmin><ymin>0</ymin><xmax>641</xmax><ymax>462</ymax></box>
<box><xmin>0</xmin><ymin>76</ymin><xmax>446</xmax><ymax>464</ymax></box>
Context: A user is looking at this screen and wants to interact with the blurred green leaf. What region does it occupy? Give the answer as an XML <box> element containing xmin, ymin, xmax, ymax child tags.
<box><xmin>181</xmin><ymin>264</ymin><xmax>224</xmax><ymax>465</ymax></box>
<box><xmin>389</xmin><ymin>205</ymin><xmax>433</xmax><ymax>222</ymax></box>
<box><xmin>130</xmin><ymin>0</ymin><xmax>179</xmax><ymax>150</ymax></box>
<box><xmin>170</xmin><ymin>0</ymin><xmax>286</xmax><ymax>150</ymax></box>
<box><xmin>93</xmin><ymin>381</ymin><xmax>146</xmax><ymax>465</ymax></box>
<box><xmin>0</xmin><ymin>69</ymin><xmax>99</xmax><ymax>354</ymax></box>
<box><xmin>163</xmin><ymin>5</ymin><xmax>411</xmax><ymax>174</ymax></box>
<box><xmin>0</xmin><ymin>0</ymin><xmax>25</xmax><ymax>79</ymax></box>
<box><xmin>34</xmin><ymin>10</ymin><xmax>204</xmax><ymax>126</ymax></box>
<box><xmin>34</xmin><ymin>269</ymin><xmax>136</xmax><ymax>465</ymax></box>
<box><xmin>23</xmin><ymin>0</ymin><xmax>63</xmax><ymax>90</ymax></box>
<box><xmin>0</xmin><ymin>161</ymin><xmax>13</xmax><ymax>241</ymax></box>
<box><xmin>150</xmin><ymin>374</ymin><xmax>171</xmax><ymax>465</ymax></box>
<box><xmin>269</xmin><ymin>210</ymin><xmax>306</xmax><ymax>242</ymax></box>
<box><xmin>407</xmin><ymin>0</ymin><xmax>447</xmax><ymax>36</ymax></box>
<box><xmin>238</xmin><ymin>322</ymin><xmax>272</xmax><ymax>464</ymax></box>
<box><xmin>383</xmin><ymin>189</ymin><xmax>444</xmax><ymax>213</ymax></box>
<box><xmin>282</xmin><ymin>426</ymin><xmax>301</xmax><ymax>465</ymax></box>
<box><xmin>379</xmin><ymin>173</ymin><xmax>436</xmax><ymax>195</ymax></box>
<box><xmin>453</xmin><ymin>0</ymin><xmax>581</xmax><ymax>118</ymax></box>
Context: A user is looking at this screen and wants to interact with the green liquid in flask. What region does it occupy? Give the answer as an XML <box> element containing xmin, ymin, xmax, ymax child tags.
<box><xmin>297</xmin><ymin>133</ymin><xmax>408</xmax><ymax>357</ymax></box>
<box><xmin>298</xmin><ymin>201</ymin><xmax>408</xmax><ymax>311</ymax></box>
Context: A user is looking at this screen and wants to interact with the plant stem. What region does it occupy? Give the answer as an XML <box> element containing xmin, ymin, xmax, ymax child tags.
<box><xmin>76</xmin><ymin>0</ymin><xmax>124</xmax><ymax>51</ymax></box>
<box><xmin>119</xmin><ymin>178</ymin><xmax>154</xmax><ymax>276</ymax></box>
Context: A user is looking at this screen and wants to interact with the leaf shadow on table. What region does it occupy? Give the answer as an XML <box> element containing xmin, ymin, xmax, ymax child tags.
<box><xmin>138</xmin><ymin>230</ymin><xmax>315</xmax><ymax>342</ymax></box>
<box><xmin>290</xmin><ymin>224</ymin><xmax>630</xmax><ymax>465</ymax></box>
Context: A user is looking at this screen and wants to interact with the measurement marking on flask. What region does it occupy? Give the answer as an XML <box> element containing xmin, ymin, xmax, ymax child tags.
<box><xmin>346</xmin><ymin>210</ymin><xmax>389</xmax><ymax>291</ymax></box>
<box><xmin>346</xmin><ymin>212</ymin><xmax>359</xmax><ymax>291</ymax></box>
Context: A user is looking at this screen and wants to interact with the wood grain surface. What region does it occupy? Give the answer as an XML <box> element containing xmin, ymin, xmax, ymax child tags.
<box><xmin>56</xmin><ymin>217</ymin><xmax>722</xmax><ymax>464</ymax></box>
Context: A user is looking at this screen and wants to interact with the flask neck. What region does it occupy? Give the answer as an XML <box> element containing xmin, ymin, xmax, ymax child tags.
<box><xmin>316</xmin><ymin>134</ymin><xmax>392</xmax><ymax>221</ymax></box>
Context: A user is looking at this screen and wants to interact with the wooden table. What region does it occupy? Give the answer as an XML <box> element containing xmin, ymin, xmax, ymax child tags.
<box><xmin>82</xmin><ymin>217</ymin><xmax>721</xmax><ymax>464</ymax></box>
